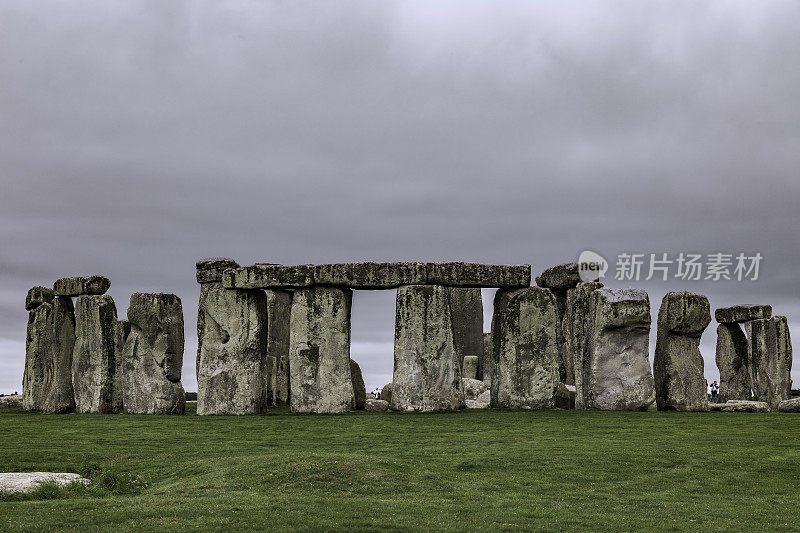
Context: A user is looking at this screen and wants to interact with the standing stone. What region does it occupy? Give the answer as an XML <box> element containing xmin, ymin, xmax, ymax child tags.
<box><xmin>773</xmin><ymin>316</ymin><xmax>793</xmax><ymax>401</ymax></box>
<box><xmin>482</xmin><ymin>332</ymin><xmax>493</xmax><ymax>387</ymax></box>
<box><xmin>449</xmin><ymin>288</ymin><xmax>484</xmax><ymax>379</ymax></box>
<box><xmin>564</xmin><ymin>282</ymin><xmax>603</xmax><ymax>409</ymax></box>
<box><xmin>195</xmin><ymin>258</ymin><xmax>239</xmax><ymax>383</ymax></box>
<box><xmin>490</xmin><ymin>287</ymin><xmax>561</xmax><ymax>409</ymax></box>
<box><xmin>462</xmin><ymin>355</ymin><xmax>479</xmax><ymax>380</ymax></box>
<box><xmin>350</xmin><ymin>359</ymin><xmax>366</xmax><ymax>410</ymax></box>
<box><xmin>393</xmin><ymin>285</ymin><xmax>464</xmax><ymax>412</ymax></box>
<box><xmin>653</xmin><ymin>292</ymin><xmax>711</xmax><ymax>411</ymax></box>
<box><xmin>745</xmin><ymin>317</ymin><xmax>792</xmax><ymax>407</ymax></box>
<box><xmin>264</xmin><ymin>355</ymin><xmax>277</xmax><ymax>407</ymax></box>
<box><xmin>715</xmin><ymin>323</ymin><xmax>750</xmax><ymax>402</ymax></box>
<box><xmin>25</xmin><ymin>286</ymin><xmax>54</xmax><ymax>311</ymax></box>
<box><xmin>583</xmin><ymin>288</ymin><xmax>655</xmax><ymax>411</ymax></box>
<box><xmin>53</xmin><ymin>276</ymin><xmax>110</xmax><ymax>297</ymax></box>
<box><xmin>43</xmin><ymin>296</ymin><xmax>76</xmax><ymax>413</ymax></box>
<box><xmin>72</xmin><ymin>295</ymin><xmax>119</xmax><ymax>414</ymax></box>
<box><xmin>289</xmin><ymin>287</ymin><xmax>354</xmax><ymax>414</ymax></box>
<box><xmin>197</xmin><ymin>287</ymin><xmax>266</xmax><ymax>415</ymax></box>
<box><xmin>23</xmin><ymin>302</ymin><xmax>53</xmax><ymax>411</ymax></box>
<box><xmin>715</xmin><ymin>304</ymin><xmax>772</xmax><ymax>324</ymax></box>
<box><xmin>266</xmin><ymin>290</ymin><xmax>292</xmax><ymax>406</ymax></box>
<box><xmin>380</xmin><ymin>383</ymin><xmax>392</xmax><ymax>404</ymax></box>
<box><xmin>113</xmin><ymin>320</ymin><xmax>130</xmax><ymax>413</ymax></box>
<box><xmin>122</xmin><ymin>293</ymin><xmax>186</xmax><ymax>415</ymax></box>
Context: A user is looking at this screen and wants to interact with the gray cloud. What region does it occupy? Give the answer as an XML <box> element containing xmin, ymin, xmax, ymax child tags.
<box><xmin>2</xmin><ymin>1</ymin><xmax>799</xmax><ymax>393</ymax></box>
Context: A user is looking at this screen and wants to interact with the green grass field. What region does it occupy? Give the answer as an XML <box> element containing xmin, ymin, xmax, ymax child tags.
<box><xmin>1</xmin><ymin>405</ymin><xmax>799</xmax><ymax>532</ymax></box>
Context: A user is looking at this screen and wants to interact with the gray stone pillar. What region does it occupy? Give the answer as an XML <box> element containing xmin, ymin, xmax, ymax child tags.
<box><xmin>774</xmin><ymin>316</ymin><xmax>793</xmax><ymax>402</ymax></box>
<box><xmin>195</xmin><ymin>258</ymin><xmax>239</xmax><ymax>383</ymax></box>
<box><xmin>490</xmin><ymin>287</ymin><xmax>560</xmax><ymax>409</ymax></box>
<box><xmin>449</xmin><ymin>288</ymin><xmax>484</xmax><ymax>380</ymax></box>
<box><xmin>745</xmin><ymin>316</ymin><xmax>792</xmax><ymax>407</ymax></box>
<box><xmin>482</xmin><ymin>332</ymin><xmax>493</xmax><ymax>387</ymax></box>
<box><xmin>23</xmin><ymin>291</ymin><xmax>54</xmax><ymax>411</ymax></box>
<box><xmin>583</xmin><ymin>288</ymin><xmax>655</xmax><ymax>410</ymax></box>
<box><xmin>564</xmin><ymin>282</ymin><xmax>603</xmax><ymax>409</ymax></box>
<box><xmin>122</xmin><ymin>293</ymin><xmax>186</xmax><ymax>415</ymax></box>
<box><xmin>350</xmin><ymin>359</ymin><xmax>366</xmax><ymax>410</ymax></box>
<box><xmin>393</xmin><ymin>285</ymin><xmax>464</xmax><ymax>412</ymax></box>
<box><xmin>72</xmin><ymin>295</ymin><xmax>119</xmax><ymax>413</ymax></box>
<box><xmin>653</xmin><ymin>291</ymin><xmax>711</xmax><ymax>411</ymax></box>
<box><xmin>289</xmin><ymin>286</ymin><xmax>353</xmax><ymax>414</ymax></box>
<box><xmin>113</xmin><ymin>320</ymin><xmax>130</xmax><ymax>413</ymax></box>
<box><xmin>462</xmin><ymin>355</ymin><xmax>479</xmax><ymax>380</ymax></box>
<box><xmin>43</xmin><ymin>296</ymin><xmax>76</xmax><ymax>413</ymax></box>
<box><xmin>715</xmin><ymin>323</ymin><xmax>750</xmax><ymax>402</ymax></box>
<box><xmin>266</xmin><ymin>289</ymin><xmax>292</xmax><ymax>406</ymax></box>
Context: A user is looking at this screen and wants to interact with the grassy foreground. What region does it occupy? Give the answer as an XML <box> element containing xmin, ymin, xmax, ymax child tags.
<box><xmin>1</xmin><ymin>405</ymin><xmax>799</xmax><ymax>532</ymax></box>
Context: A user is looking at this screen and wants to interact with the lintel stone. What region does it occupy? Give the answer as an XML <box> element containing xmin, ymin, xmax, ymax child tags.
<box><xmin>54</xmin><ymin>276</ymin><xmax>110</xmax><ymax>297</ymax></box>
<box><xmin>314</xmin><ymin>262</ymin><xmax>426</xmax><ymax>289</ymax></box>
<box><xmin>715</xmin><ymin>304</ymin><xmax>772</xmax><ymax>323</ymax></box>
<box><xmin>25</xmin><ymin>286</ymin><xmax>54</xmax><ymax>311</ymax></box>
<box><xmin>196</xmin><ymin>257</ymin><xmax>239</xmax><ymax>283</ymax></box>
<box><xmin>536</xmin><ymin>263</ymin><xmax>598</xmax><ymax>290</ymax></box>
<box><xmin>222</xmin><ymin>264</ymin><xmax>315</xmax><ymax>289</ymax></box>
<box><xmin>425</xmin><ymin>262</ymin><xmax>530</xmax><ymax>287</ymax></box>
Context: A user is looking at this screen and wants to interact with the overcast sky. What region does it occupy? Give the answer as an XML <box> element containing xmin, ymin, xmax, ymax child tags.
<box><xmin>2</xmin><ymin>1</ymin><xmax>798</xmax><ymax>394</ymax></box>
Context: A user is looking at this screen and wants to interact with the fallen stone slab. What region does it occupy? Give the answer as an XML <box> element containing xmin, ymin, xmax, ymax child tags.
<box><xmin>535</xmin><ymin>262</ymin><xmax>598</xmax><ymax>291</ymax></box>
<box><xmin>53</xmin><ymin>276</ymin><xmax>110</xmax><ymax>297</ymax></box>
<box><xmin>222</xmin><ymin>264</ymin><xmax>314</xmax><ymax>289</ymax></box>
<box><xmin>365</xmin><ymin>399</ymin><xmax>389</xmax><ymax>412</ymax></box>
<box><xmin>462</xmin><ymin>377</ymin><xmax>488</xmax><ymax>400</ymax></box>
<box><xmin>466</xmin><ymin>389</ymin><xmax>491</xmax><ymax>409</ymax></box>
<box><xmin>72</xmin><ymin>295</ymin><xmax>119</xmax><ymax>414</ymax></box>
<box><xmin>778</xmin><ymin>398</ymin><xmax>800</xmax><ymax>412</ymax></box>
<box><xmin>25</xmin><ymin>286</ymin><xmax>54</xmax><ymax>311</ymax></box>
<box><xmin>0</xmin><ymin>395</ymin><xmax>22</xmax><ymax>408</ymax></box>
<box><xmin>350</xmin><ymin>359</ymin><xmax>366</xmax><ymax>410</ymax></box>
<box><xmin>196</xmin><ymin>257</ymin><xmax>239</xmax><ymax>284</ymax></box>
<box><xmin>462</xmin><ymin>356</ymin><xmax>479</xmax><ymax>380</ymax></box>
<box><xmin>425</xmin><ymin>262</ymin><xmax>531</xmax><ymax>288</ymax></box>
<box><xmin>718</xmin><ymin>400</ymin><xmax>770</xmax><ymax>413</ymax></box>
<box><xmin>716</xmin><ymin>323</ymin><xmax>750</xmax><ymax>402</ymax></box>
<box><xmin>314</xmin><ymin>262</ymin><xmax>426</xmax><ymax>289</ymax></box>
<box><xmin>715</xmin><ymin>304</ymin><xmax>772</xmax><ymax>323</ymax></box>
<box><xmin>0</xmin><ymin>473</ymin><xmax>89</xmax><ymax>494</ymax></box>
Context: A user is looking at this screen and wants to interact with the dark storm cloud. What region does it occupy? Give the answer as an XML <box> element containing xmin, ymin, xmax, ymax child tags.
<box><xmin>2</xmin><ymin>1</ymin><xmax>798</xmax><ymax>392</ymax></box>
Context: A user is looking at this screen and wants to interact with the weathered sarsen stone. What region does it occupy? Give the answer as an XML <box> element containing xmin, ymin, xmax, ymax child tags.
<box><xmin>653</xmin><ymin>292</ymin><xmax>711</xmax><ymax>411</ymax></box>
<box><xmin>482</xmin><ymin>332</ymin><xmax>492</xmax><ymax>386</ymax></box>
<box><xmin>715</xmin><ymin>323</ymin><xmax>750</xmax><ymax>402</ymax></box>
<box><xmin>773</xmin><ymin>316</ymin><xmax>793</xmax><ymax>402</ymax></box>
<box><xmin>380</xmin><ymin>383</ymin><xmax>392</xmax><ymax>404</ymax></box>
<box><xmin>23</xmin><ymin>301</ymin><xmax>53</xmax><ymax>411</ymax></box>
<box><xmin>393</xmin><ymin>285</ymin><xmax>465</xmax><ymax>411</ymax></box>
<box><xmin>745</xmin><ymin>317</ymin><xmax>792</xmax><ymax>408</ymax></box>
<box><xmin>289</xmin><ymin>287</ymin><xmax>354</xmax><ymax>413</ymax></box>
<box><xmin>197</xmin><ymin>287</ymin><xmax>266</xmax><ymax>415</ymax></box>
<box><xmin>535</xmin><ymin>262</ymin><xmax>599</xmax><ymax>291</ymax></box>
<box><xmin>350</xmin><ymin>359</ymin><xmax>366</xmax><ymax>410</ymax></box>
<box><xmin>54</xmin><ymin>276</ymin><xmax>110</xmax><ymax>297</ymax></box>
<box><xmin>223</xmin><ymin>264</ymin><xmax>314</xmax><ymax>290</ymax></box>
<box><xmin>113</xmin><ymin>320</ymin><xmax>130</xmax><ymax>412</ymax></box>
<box><xmin>450</xmin><ymin>288</ymin><xmax>484</xmax><ymax>379</ymax></box>
<box><xmin>715</xmin><ymin>304</ymin><xmax>771</xmax><ymax>324</ymax></box>
<box><xmin>72</xmin><ymin>295</ymin><xmax>119</xmax><ymax>414</ymax></box>
<box><xmin>44</xmin><ymin>296</ymin><xmax>76</xmax><ymax>413</ymax></box>
<box><xmin>564</xmin><ymin>282</ymin><xmax>603</xmax><ymax>409</ymax></box>
<box><xmin>25</xmin><ymin>286</ymin><xmax>54</xmax><ymax>311</ymax></box>
<box><xmin>462</xmin><ymin>355</ymin><xmax>479</xmax><ymax>380</ymax></box>
<box><xmin>122</xmin><ymin>293</ymin><xmax>186</xmax><ymax>415</ymax></box>
<box><xmin>196</xmin><ymin>257</ymin><xmax>239</xmax><ymax>284</ymax></box>
<box><xmin>425</xmin><ymin>262</ymin><xmax>531</xmax><ymax>287</ymax></box>
<box><xmin>266</xmin><ymin>290</ymin><xmax>292</xmax><ymax>406</ymax></box>
<box><xmin>314</xmin><ymin>262</ymin><xmax>427</xmax><ymax>289</ymax></box>
<box><xmin>490</xmin><ymin>287</ymin><xmax>561</xmax><ymax>409</ymax></box>
<box><xmin>582</xmin><ymin>288</ymin><xmax>655</xmax><ymax>411</ymax></box>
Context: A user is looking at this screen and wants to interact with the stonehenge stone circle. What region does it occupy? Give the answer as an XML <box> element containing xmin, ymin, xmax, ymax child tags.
<box><xmin>122</xmin><ymin>293</ymin><xmax>186</xmax><ymax>415</ymax></box>
<box><xmin>25</xmin><ymin>286</ymin><xmax>54</xmax><ymax>311</ymax></box>
<box><xmin>581</xmin><ymin>288</ymin><xmax>655</xmax><ymax>411</ymax></box>
<box><xmin>44</xmin><ymin>296</ymin><xmax>76</xmax><ymax>413</ymax></box>
<box><xmin>450</xmin><ymin>288</ymin><xmax>484</xmax><ymax>379</ymax></box>
<box><xmin>197</xmin><ymin>286</ymin><xmax>266</xmax><ymax>415</ymax></box>
<box><xmin>653</xmin><ymin>292</ymin><xmax>711</xmax><ymax>411</ymax></box>
<box><xmin>265</xmin><ymin>290</ymin><xmax>292</xmax><ymax>406</ymax></box>
<box><xmin>350</xmin><ymin>359</ymin><xmax>366</xmax><ymax>410</ymax></box>
<box><xmin>715</xmin><ymin>304</ymin><xmax>772</xmax><ymax>324</ymax></box>
<box><xmin>72</xmin><ymin>295</ymin><xmax>119</xmax><ymax>414</ymax></box>
<box><xmin>54</xmin><ymin>276</ymin><xmax>110</xmax><ymax>297</ymax></box>
<box><xmin>462</xmin><ymin>355</ymin><xmax>479</xmax><ymax>380</ymax></box>
<box><xmin>392</xmin><ymin>285</ymin><xmax>465</xmax><ymax>411</ymax></box>
<box><xmin>490</xmin><ymin>287</ymin><xmax>561</xmax><ymax>409</ymax></box>
<box><xmin>23</xmin><ymin>301</ymin><xmax>53</xmax><ymax>411</ymax></box>
<box><xmin>289</xmin><ymin>287</ymin><xmax>354</xmax><ymax>414</ymax></box>
<box><xmin>564</xmin><ymin>282</ymin><xmax>603</xmax><ymax>409</ymax></box>
<box><xmin>715</xmin><ymin>323</ymin><xmax>751</xmax><ymax>402</ymax></box>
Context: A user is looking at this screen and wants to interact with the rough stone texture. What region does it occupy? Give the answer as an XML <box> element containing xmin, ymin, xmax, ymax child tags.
<box><xmin>564</xmin><ymin>282</ymin><xmax>603</xmax><ymax>409</ymax></box>
<box><xmin>466</xmin><ymin>389</ymin><xmax>491</xmax><ymax>409</ymax></box>
<box><xmin>23</xmin><ymin>302</ymin><xmax>53</xmax><ymax>411</ymax></box>
<box><xmin>715</xmin><ymin>304</ymin><xmax>772</xmax><ymax>324</ymax></box>
<box><xmin>778</xmin><ymin>398</ymin><xmax>800</xmax><ymax>412</ymax></box>
<box><xmin>450</xmin><ymin>288</ymin><xmax>484</xmax><ymax>380</ymax></box>
<box><xmin>113</xmin><ymin>320</ymin><xmax>130</xmax><ymax>413</ymax></box>
<box><xmin>264</xmin><ymin>355</ymin><xmax>276</xmax><ymax>407</ymax></box>
<box><xmin>482</xmin><ymin>332</ymin><xmax>492</xmax><ymax>387</ymax></box>
<box><xmin>0</xmin><ymin>473</ymin><xmax>89</xmax><ymax>494</ymax></box>
<box><xmin>365</xmin><ymin>399</ymin><xmax>389</xmax><ymax>412</ymax></box>
<box><xmin>392</xmin><ymin>285</ymin><xmax>465</xmax><ymax>412</ymax></box>
<box><xmin>380</xmin><ymin>383</ymin><xmax>392</xmax><ymax>404</ymax></box>
<box><xmin>43</xmin><ymin>296</ymin><xmax>76</xmax><ymax>413</ymax></box>
<box><xmin>53</xmin><ymin>276</ymin><xmax>110</xmax><ymax>297</ymax></box>
<box><xmin>266</xmin><ymin>290</ymin><xmax>292</xmax><ymax>406</ymax></box>
<box><xmin>72</xmin><ymin>295</ymin><xmax>119</xmax><ymax>414</ymax></box>
<box><xmin>462</xmin><ymin>377</ymin><xmax>488</xmax><ymax>400</ymax></box>
<box><xmin>653</xmin><ymin>292</ymin><xmax>711</xmax><ymax>411</ymax></box>
<box><xmin>122</xmin><ymin>293</ymin><xmax>186</xmax><ymax>415</ymax></box>
<box><xmin>425</xmin><ymin>262</ymin><xmax>531</xmax><ymax>288</ymax></box>
<box><xmin>715</xmin><ymin>323</ymin><xmax>751</xmax><ymax>402</ymax></box>
<box><xmin>718</xmin><ymin>400</ymin><xmax>770</xmax><ymax>413</ymax></box>
<box><xmin>745</xmin><ymin>317</ymin><xmax>792</xmax><ymax>408</ymax></box>
<box><xmin>195</xmin><ymin>282</ymin><xmax>218</xmax><ymax>390</ymax></box>
<box><xmin>223</xmin><ymin>264</ymin><xmax>314</xmax><ymax>290</ymax></box>
<box><xmin>554</xmin><ymin>382</ymin><xmax>575</xmax><ymax>409</ymax></box>
<box><xmin>0</xmin><ymin>395</ymin><xmax>22</xmax><ymax>408</ymax></box>
<box><xmin>350</xmin><ymin>359</ymin><xmax>366</xmax><ymax>410</ymax></box>
<box><xmin>196</xmin><ymin>257</ymin><xmax>239</xmax><ymax>284</ymax></box>
<box><xmin>289</xmin><ymin>287</ymin><xmax>354</xmax><ymax>414</ymax></box>
<box><xmin>197</xmin><ymin>287</ymin><xmax>267</xmax><ymax>415</ymax></box>
<box><xmin>314</xmin><ymin>262</ymin><xmax>427</xmax><ymax>289</ymax></box>
<box><xmin>462</xmin><ymin>356</ymin><xmax>479</xmax><ymax>380</ymax></box>
<box><xmin>535</xmin><ymin>262</ymin><xmax>598</xmax><ymax>291</ymax></box>
<box><xmin>550</xmin><ymin>288</ymin><xmax>569</xmax><ymax>384</ymax></box>
<box><xmin>25</xmin><ymin>286</ymin><xmax>54</xmax><ymax>311</ymax></box>
<box><xmin>490</xmin><ymin>287</ymin><xmax>561</xmax><ymax>410</ymax></box>
<box><xmin>582</xmin><ymin>288</ymin><xmax>655</xmax><ymax>411</ymax></box>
